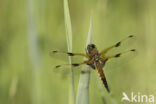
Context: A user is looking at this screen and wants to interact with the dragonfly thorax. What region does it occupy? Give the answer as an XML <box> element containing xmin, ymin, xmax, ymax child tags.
<box><xmin>93</xmin><ymin>53</ymin><xmax>100</xmax><ymax>62</ymax></box>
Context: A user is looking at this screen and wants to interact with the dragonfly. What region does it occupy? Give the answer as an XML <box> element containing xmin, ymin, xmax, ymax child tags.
<box><xmin>52</xmin><ymin>35</ymin><xmax>135</xmax><ymax>93</ymax></box>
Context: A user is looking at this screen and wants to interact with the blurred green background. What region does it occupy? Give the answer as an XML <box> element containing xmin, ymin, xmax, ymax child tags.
<box><xmin>0</xmin><ymin>0</ymin><xmax>156</xmax><ymax>104</ymax></box>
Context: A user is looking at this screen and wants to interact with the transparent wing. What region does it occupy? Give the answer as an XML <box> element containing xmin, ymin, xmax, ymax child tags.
<box><xmin>102</xmin><ymin>36</ymin><xmax>137</xmax><ymax>71</ymax></box>
<box><xmin>52</xmin><ymin>60</ymin><xmax>89</xmax><ymax>79</ymax></box>
<box><xmin>49</xmin><ymin>50</ymin><xmax>69</xmax><ymax>62</ymax></box>
<box><xmin>104</xmin><ymin>50</ymin><xmax>137</xmax><ymax>71</ymax></box>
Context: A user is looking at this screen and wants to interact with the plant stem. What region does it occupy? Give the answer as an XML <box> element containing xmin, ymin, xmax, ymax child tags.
<box><xmin>63</xmin><ymin>0</ymin><xmax>75</xmax><ymax>104</ymax></box>
<box><xmin>76</xmin><ymin>15</ymin><xmax>93</xmax><ymax>104</ymax></box>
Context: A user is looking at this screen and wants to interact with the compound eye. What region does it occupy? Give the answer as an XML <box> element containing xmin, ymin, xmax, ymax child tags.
<box><xmin>91</xmin><ymin>44</ymin><xmax>95</xmax><ymax>48</ymax></box>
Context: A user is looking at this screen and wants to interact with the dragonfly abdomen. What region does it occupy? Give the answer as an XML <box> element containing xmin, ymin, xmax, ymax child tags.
<box><xmin>101</xmin><ymin>77</ymin><xmax>110</xmax><ymax>93</ymax></box>
<box><xmin>95</xmin><ymin>61</ymin><xmax>110</xmax><ymax>93</ymax></box>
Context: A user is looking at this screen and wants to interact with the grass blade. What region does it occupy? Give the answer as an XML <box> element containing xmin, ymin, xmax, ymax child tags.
<box><xmin>63</xmin><ymin>0</ymin><xmax>75</xmax><ymax>104</ymax></box>
<box><xmin>26</xmin><ymin>0</ymin><xmax>42</xmax><ymax>104</ymax></box>
<box><xmin>76</xmin><ymin>15</ymin><xmax>93</xmax><ymax>104</ymax></box>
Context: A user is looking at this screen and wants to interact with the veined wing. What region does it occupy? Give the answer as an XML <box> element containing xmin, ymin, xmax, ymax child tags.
<box><xmin>95</xmin><ymin>61</ymin><xmax>110</xmax><ymax>93</ymax></box>
<box><xmin>50</xmin><ymin>50</ymin><xmax>88</xmax><ymax>62</ymax></box>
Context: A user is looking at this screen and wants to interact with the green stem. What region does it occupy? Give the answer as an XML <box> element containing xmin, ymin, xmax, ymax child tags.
<box><xmin>63</xmin><ymin>0</ymin><xmax>75</xmax><ymax>104</ymax></box>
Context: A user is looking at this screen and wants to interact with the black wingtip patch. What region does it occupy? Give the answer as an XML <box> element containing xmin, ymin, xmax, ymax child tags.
<box><xmin>102</xmin><ymin>78</ymin><xmax>110</xmax><ymax>93</ymax></box>
<box><xmin>129</xmin><ymin>35</ymin><xmax>134</xmax><ymax>38</ymax></box>
<box><xmin>131</xmin><ymin>49</ymin><xmax>136</xmax><ymax>52</ymax></box>
<box><xmin>52</xmin><ymin>51</ymin><xmax>57</xmax><ymax>53</ymax></box>
<box><xmin>115</xmin><ymin>42</ymin><xmax>121</xmax><ymax>47</ymax></box>
<box><xmin>115</xmin><ymin>53</ymin><xmax>121</xmax><ymax>57</ymax></box>
<box><xmin>67</xmin><ymin>53</ymin><xmax>74</xmax><ymax>56</ymax></box>
<box><xmin>56</xmin><ymin>65</ymin><xmax>61</xmax><ymax>68</ymax></box>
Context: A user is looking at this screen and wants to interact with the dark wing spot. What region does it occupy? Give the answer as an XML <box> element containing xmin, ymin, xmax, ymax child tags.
<box><xmin>72</xmin><ymin>64</ymin><xmax>79</xmax><ymax>66</ymax></box>
<box><xmin>129</xmin><ymin>35</ymin><xmax>134</xmax><ymax>38</ymax></box>
<box><xmin>115</xmin><ymin>42</ymin><xmax>121</xmax><ymax>47</ymax></box>
<box><xmin>115</xmin><ymin>53</ymin><xmax>121</xmax><ymax>57</ymax></box>
<box><xmin>52</xmin><ymin>51</ymin><xmax>57</xmax><ymax>53</ymax></box>
<box><xmin>56</xmin><ymin>65</ymin><xmax>61</xmax><ymax>68</ymax></box>
<box><xmin>131</xmin><ymin>49</ymin><xmax>136</xmax><ymax>52</ymax></box>
<box><xmin>67</xmin><ymin>53</ymin><xmax>74</xmax><ymax>56</ymax></box>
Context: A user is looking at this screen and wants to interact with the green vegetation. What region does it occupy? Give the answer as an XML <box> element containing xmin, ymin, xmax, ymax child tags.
<box><xmin>63</xmin><ymin>0</ymin><xmax>74</xmax><ymax>104</ymax></box>
<box><xmin>76</xmin><ymin>15</ymin><xmax>93</xmax><ymax>104</ymax></box>
<box><xmin>0</xmin><ymin>0</ymin><xmax>156</xmax><ymax>104</ymax></box>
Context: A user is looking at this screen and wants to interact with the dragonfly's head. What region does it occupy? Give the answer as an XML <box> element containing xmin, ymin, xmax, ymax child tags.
<box><xmin>87</xmin><ymin>44</ymin><xmax>97</xmax><ymax>54</ymax></box>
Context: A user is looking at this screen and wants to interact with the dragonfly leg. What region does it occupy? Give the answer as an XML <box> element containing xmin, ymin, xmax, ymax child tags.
<box><xmin>100</xmin><ymin>35</ymin><xmax>134</xmax><ymax>56</ymax></box>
